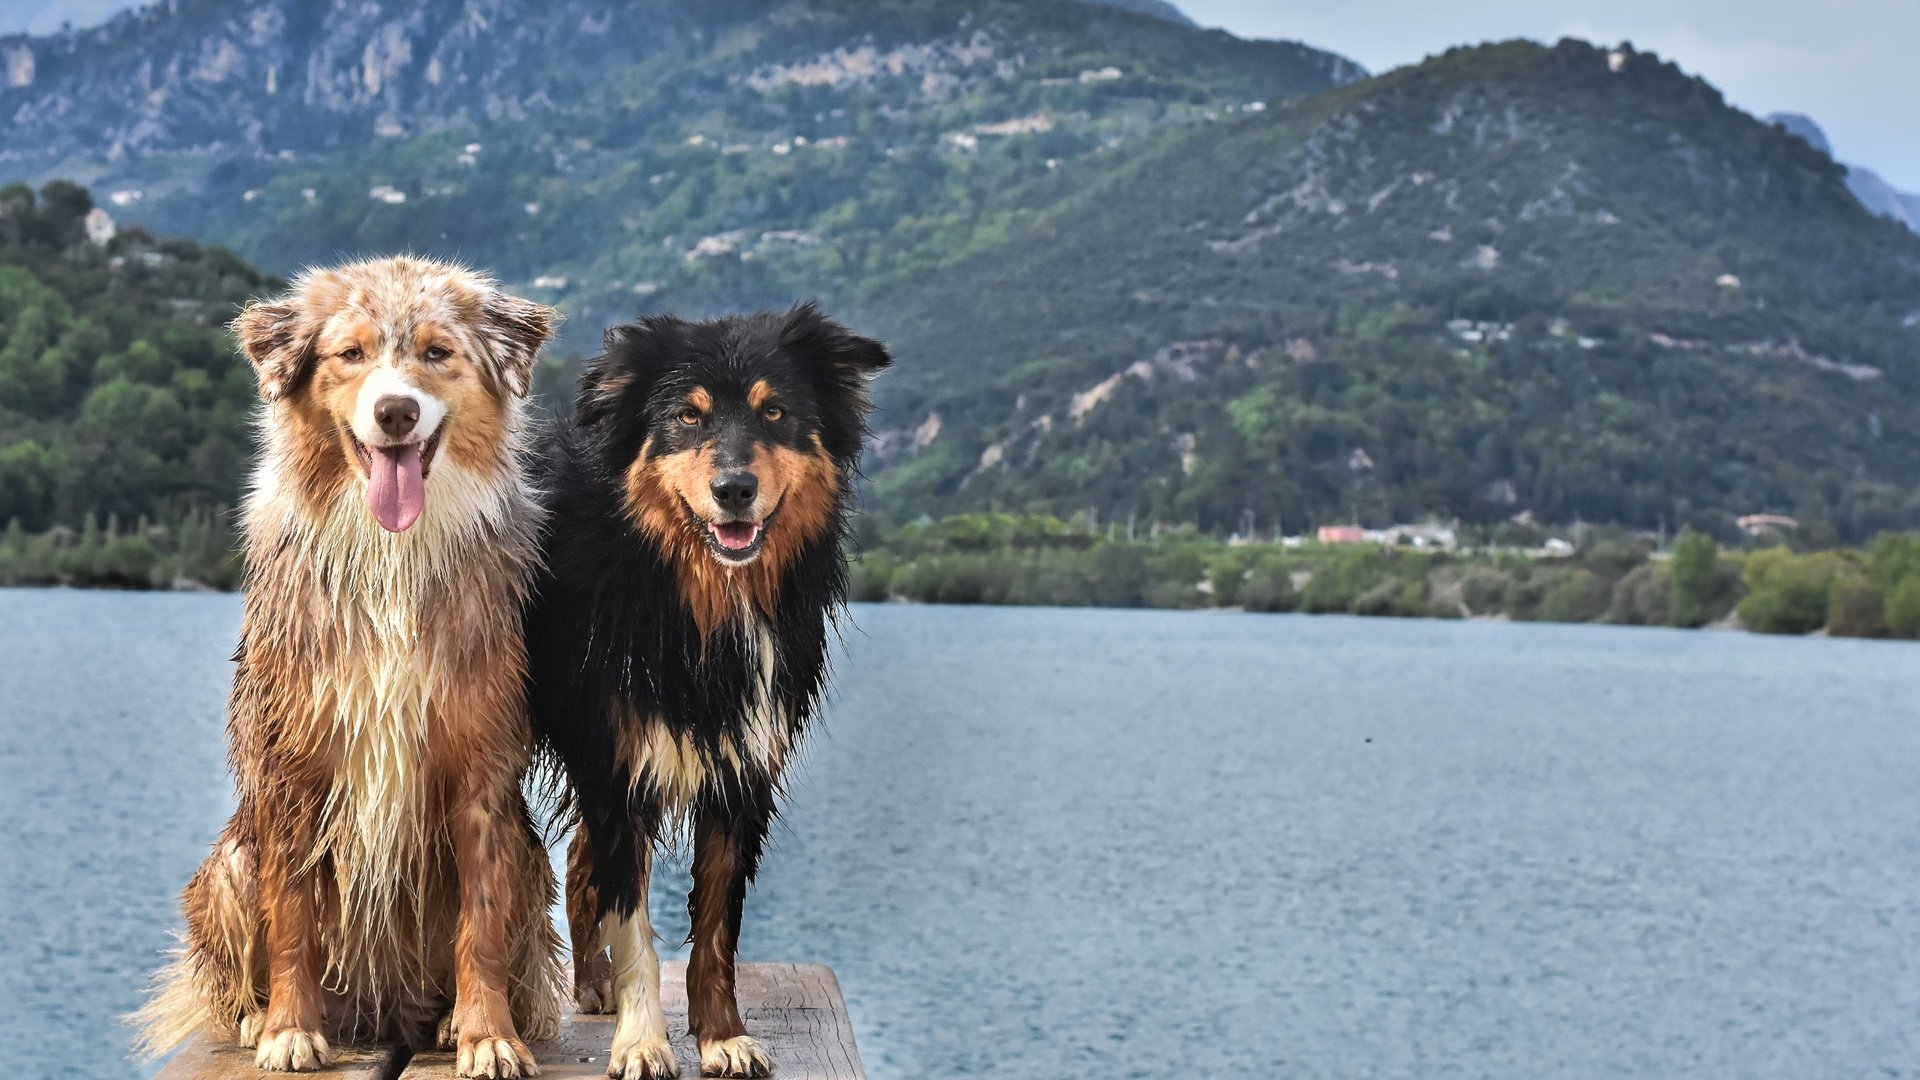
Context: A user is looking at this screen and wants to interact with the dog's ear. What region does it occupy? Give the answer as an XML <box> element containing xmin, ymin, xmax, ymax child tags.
<box><xmin>780</xmin><ymin>302</ymin><xmax>892</xmax><ymax>389</ymax></box>
<box><xmin>231</xmin><ymin>299</ymin><xmax>316</xmax><ymax>403</ymax></box>
<box><xmin>480</xmin><ymin>292</ymin><xmax>556</xmax><ymax>399</ymax></box>
<box><xmin>576</xmin><ymin>315</ymin><xmax>687</xmax><ymax>427</ymax></box>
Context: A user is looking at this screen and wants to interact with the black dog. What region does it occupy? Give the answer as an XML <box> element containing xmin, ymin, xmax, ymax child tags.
<box><xmin>525</xmin><ymin>304</ymin><xmax>890</xmax><ymax>1079</ymax></box>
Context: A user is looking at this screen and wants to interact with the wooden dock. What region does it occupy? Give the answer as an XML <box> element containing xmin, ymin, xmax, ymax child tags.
<box><xmin>155</xmin><ymin>963</ymin><xmax>863</xmax><ymax>1080</ymax></box>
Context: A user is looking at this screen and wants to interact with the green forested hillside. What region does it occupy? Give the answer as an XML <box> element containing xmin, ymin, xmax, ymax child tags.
<box><xmin>0</xmin><ymin>0</ymin><xmax>1358</xmax><ymax>351</ymax></box>
<box><xmin>6</xmin><ymin>26</ymin><xmax>1920</xmax><ymax>552</ymax></box>
<box><xmin>0</xmin><ymin>182</ymin><xmax>275</xmax><ymax>533</ymax></box>
<box><xmin>857</xmin><ymin>40</ymin><xmax>1920</xmax><ymax>539</ymax></box>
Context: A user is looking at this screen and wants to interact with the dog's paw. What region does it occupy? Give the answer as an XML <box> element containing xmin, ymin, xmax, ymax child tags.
<box><xmin>237</xmin><ymin>1012</ymin><xmax>266</xmax><ymax>1049</ymax></box>
<box><xmin>437</xmin><ymin>1011</ymin><xmax>459</xmax><ymax>1051</ymax></box>
<box><xmin>574</xmin><ymin>977</ymin><xmax>615</xmax><ymax>1015</ymax></box>
<box><xmin>254</xmin><ymin>1027</ymin><xmax>331</xmax><ymax>1072</ymax></box>
<box><xmin>699</xmin><ymin>1036</ymin><xmax>771</xmax><ymax>1079</ymax></box>
<box><xmin>457</xmin><ymin>1033</ymin><xmax>539</xmax><ymax>1078</ymax></box>
<box><xmin>607</xmin><ymin>1034</ymin><xmax>679</xmax><ymax>1079</ymax></box>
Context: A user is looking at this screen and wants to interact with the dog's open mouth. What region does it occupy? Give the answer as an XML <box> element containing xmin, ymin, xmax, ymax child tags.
<box><xmin>353</xmin><ymin>433</ymin><xmax>442</xmax><ymax>534</ymax></box>
<box><xmin>703</xmin><ymin>518</ymin><xmax>767</xmax><ymax>563</ymax></box>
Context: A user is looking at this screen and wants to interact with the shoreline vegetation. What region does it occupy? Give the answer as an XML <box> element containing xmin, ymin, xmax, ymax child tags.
<box><xmin>9</xmin><ymin>509</ymin><xmax>1920</xmax><ymax>641</ymax></box>
<box><xmin>849</xmin><ymin>514</ymin><xmax>1920</xmax><ymax>639</ymax></box>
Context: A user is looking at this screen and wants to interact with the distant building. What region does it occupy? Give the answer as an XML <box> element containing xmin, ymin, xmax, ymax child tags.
<box><xmin>1384</xmin><ymin>523</ymin><xmax>1458</xmax><ymax>550</ymax></box>
<box><xmin>1318</xmin><ymin>525</ymin><xmax>1366</xmax><ymax>545</ymax></box>
<box><xmin>83</xmin><ymin>207</ymin><xmax>114</xmax><ymax>245</ymax></box>
<box><xmin>1737</xmin><ymin>514</ymin><xmax>1799</xmax><ymax>537</ymax></box>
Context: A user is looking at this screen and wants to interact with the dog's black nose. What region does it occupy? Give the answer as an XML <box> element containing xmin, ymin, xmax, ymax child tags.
<box><xmin>711</xmin><ymin>472</ymin><xmax>759</xmax><ymax>510</ymax></box>
<box><xmin>374</xmin><ymin>395</ymin><xmax>420</xmax><ymax>438</ymax></box>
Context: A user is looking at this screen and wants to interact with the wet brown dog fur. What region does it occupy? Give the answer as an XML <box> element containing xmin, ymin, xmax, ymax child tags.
<box><xmin>134</xmin><ymin>257</ymin><xmax>564</xmax><ymax>1077</ymax></box>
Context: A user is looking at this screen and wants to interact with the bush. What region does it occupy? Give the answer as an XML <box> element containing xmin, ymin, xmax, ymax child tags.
<box><xmin>1737</xmin><ymin>548</ymin><xmax>1840</xmax><ymax>634</ymax></box>
<box><xmin>850</xmin><ymin>553</ymin><xmax>896</xmax><ymax>602</ymax></box>
<box><xmin>1393</xmin><ymin>578</ymin><xmax>1430</xmax><ymax>617</ymax></box>
<box><xmin>1826</xmin><ymin>575</ymin><xmax>1887</xmax><ymax>638</ymax></box>
<box><xmin>1887</xmin><ymin>576</ymin><xmax>1920</xmax><ymax>639</ymax></box>
<box><xmin>1241</xmin><ymin>554</ymin><xmax>1298</xmax><ymax>613</ymax></box>
<box><xmin>1604</xmin><ymin>562</ymin><xmax>1671</xmax><ymax>625</ymax></box>
<box><xmin>1668</xmin><ymin>530</ymin><xmax>1719</xmax><ymax>627</ymax></box>
<box><xmin>1299</xmin><ymin>546</ymin><xmax>1399</xmax><ymax>614</ymax></box>
<box><xmin>1144</xmin><ymin>578</ymin><xmax>1205</xmax><ymax>609</ymax></box>
<box><xmin>1207</xmin><ymin>550</ymin><xmax>1253</xmax><ymax>607</ymax></box>
<box><xmin>1459</xmin><ymin>565</ymin><xmax>1513</xmax><ymax>616</ymax></box>
<box><xmin>1352</xmin><ymin>578</ymin><xmax>1400</xmax><ymax>616</ymax></box>
<box><xmin>1540</xmin><ymin>568</ymin><xmax>1608</xmax><ymax>623</ymax></box>
<box><xmin>1869</xmin><ymin>534</ymin><xmax>1920</xmax><ymax>591</ymax></box>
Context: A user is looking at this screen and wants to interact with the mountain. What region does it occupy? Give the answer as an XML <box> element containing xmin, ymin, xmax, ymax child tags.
<box><xmin>855</xmin><ymin>40</ymin><xmax>1920</xmax><ymax>540</ymax></box>
<box><xmin>0</xmin><ymin>0</ymin><xmax>1361</xmax><ymax>351</ymax></box>
<box><xmin>6</xmin><ymin>17</ymin><xmax>1920</xmax><ymax>544</ymax></box>
<box><xmin>1768</xmin><ymin>112</ymin><xmax>1920</xmax><ymax>232</ymax></box>
<box><xmin>1081</xmin><ymin>0</ymin><xmax>1195</xmax><ymax>28</ymax></box>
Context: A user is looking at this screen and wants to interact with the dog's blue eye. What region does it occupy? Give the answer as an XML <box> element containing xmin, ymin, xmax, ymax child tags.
<box><xmin>340</xmin><ymin>347</ymin><xmax>364</xmax><ymax>363</ymax></box>
<box><xmin>425</xmin><ymin>346</ymin><xmax>450</xmax><ymax>362</ymax></box>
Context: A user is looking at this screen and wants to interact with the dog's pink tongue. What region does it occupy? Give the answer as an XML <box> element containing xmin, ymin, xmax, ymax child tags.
<box><xmin>366</xmin><ymin>444</ymin><xmax>425</xmax><ymax>533</ymax></box>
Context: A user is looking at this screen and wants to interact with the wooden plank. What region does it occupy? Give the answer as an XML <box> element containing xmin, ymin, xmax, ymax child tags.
<box><xmin>154</xmin><ymin>1034</ymin><xmax>403</xmax><ymax>1080</ymax></box>
<box><xmin>400</xmin><ymin>963</ymin><xmax>863</xmax><ymax>1080</ymax></box>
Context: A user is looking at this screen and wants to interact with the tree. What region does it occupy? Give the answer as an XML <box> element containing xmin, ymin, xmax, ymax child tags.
<box><xmin>1668</xmin><ymin>529</ymin><xmax>1718</xmax><ymax>627</ymax></box>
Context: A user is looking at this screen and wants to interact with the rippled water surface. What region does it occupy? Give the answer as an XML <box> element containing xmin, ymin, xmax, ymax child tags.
<box><xmin>3</xmin><ymin>590</ymin><xmax>1918</xmax><ymax>1078</ymax></box>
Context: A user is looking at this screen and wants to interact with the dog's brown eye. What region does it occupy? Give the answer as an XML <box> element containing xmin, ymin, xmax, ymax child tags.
<box><xmin>763</xmin><ymin>405</ymin><xmax>785</xmax><ymax>422</ymax></box>
<box><xmin>425</xmin><ymin>346</ymin><xmax>450</xmax><ymax>362</ymax></box>
<box><xmin>341</xmin><ymin>346</ymin><xmax>364</xmax><ymax>363</ymax></box>
<box><xmin>678</xmin><ymin>408</ymin><xmax>703</xmax><ymax>426</ymax></box>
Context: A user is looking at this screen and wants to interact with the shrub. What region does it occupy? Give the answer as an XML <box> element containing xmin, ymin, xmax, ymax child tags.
<box><xmin>1459</xmin><ymin>565</ymin><xmax>1512</xmax><ymax>616</ymax></box>
<box><xmin>1540</xmin><ymin>568</ymin><xmax>1607</xmax><ymax>623</ymax></box>
<box><xmin>1144</xmin><ymin>578</ymin><xmax>1205</xmax><ymax>609</ymax></box>
<box><xmin>1668</xmin><ymin>530</ymin><xmax>1719</xmax><ymax>627</ymax></box>
<box><xmin>1604</xmin><ymin>562</ymin><xmax>1671</xmax><ymax>625</ymax></box>
<box><xmin>1241</xmin><ymin>554</ymin><xmax>1298</xmax><ymax>613</ymax></box>
<box><xmin>850</xmin><ymin>553</ymin><xmax>896</xmax><ymax>602</ymax></box>
<box><xmin>1352</xmin><ymin>579</ymin><xmax>1401</xmax><ymax>616</ymax></box>
<box><xmin>1581</xmin><ymin>539</ymin><xmax>1649</xmax><ymax>577</ymax></box>
<box><xmin>1887</xmin><ymin>576</ymin><xmax>1920</xmax><ymax>639</ymax></box>
<box><xmin>1826</xmin><ymin>575</ymin><xmax>1887</xmax><ymax>638</ymax></box>
<box><xmin>1207</xmin><ymin>550</ymin><xmax>1253</xmax><ymax>607</ymax></box>
<box><xmin>1299</xmin><ymin>546</ymin><xmax>1396</xmax><ymax>613</ymax></box>
<box><xmin>1737</xmin><ymin>548</ymin><xmax>1840</xmax><ymax>634</ymax></box>
<box><xmin>1869</xmin><ymin>533</ymin><xmax>1920</xmax><ymax>591</ymax></box>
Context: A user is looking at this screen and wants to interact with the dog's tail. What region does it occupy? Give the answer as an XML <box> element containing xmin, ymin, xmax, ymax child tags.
<box><xmin>129</xmin><ymin>948</ymin><xmax>219</xmax><ymax>1060</ymax></box>
<box><xmin>128</xmin><ymin>832</ymin><xmax>262</xmax><ymax>1059</ymax></box>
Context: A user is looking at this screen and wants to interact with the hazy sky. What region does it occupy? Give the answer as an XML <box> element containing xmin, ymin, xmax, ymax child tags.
<box><xmin>1181</xmin><ymin>1</ymin><xmax>1920</xmax><ymax>190</ymax></box>
<box><xmin>3</xmin><ymin>0</ymin><xmax>1915</xmax><ymax>189</ymax></box>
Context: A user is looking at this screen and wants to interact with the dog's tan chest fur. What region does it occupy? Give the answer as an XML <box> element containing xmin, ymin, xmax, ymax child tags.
<box><xmin>621</xmin><ymin>616</ymin><xmax>791</xmax><ymax>806</ymax></box>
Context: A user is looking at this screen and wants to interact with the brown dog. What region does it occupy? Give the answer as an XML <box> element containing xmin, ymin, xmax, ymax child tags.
<box><xmin>135</xmin><ymin>257</ymin><xmax>563</xmax><ymax>1077</ymax></box>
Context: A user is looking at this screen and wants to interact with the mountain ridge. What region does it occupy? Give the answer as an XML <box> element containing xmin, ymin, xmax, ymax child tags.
<box><xmin>853</xmin><ymin>39</ymin><xmax>1920</xmax><ymax>538</ymax></box>
<box><xmin>3</xmin><ymin>16</ymin><xmax>1919</xmax><ymax>541</ymax></box>
<box><xmin>1767</xmin><ymin>112</ymin><xmax>1920</xmax><ymax>233</ymax></box>
<box><xmin>0</xmin><ymin>0</ymin><xmax>1361</xmax><ymax>350</ymax></box>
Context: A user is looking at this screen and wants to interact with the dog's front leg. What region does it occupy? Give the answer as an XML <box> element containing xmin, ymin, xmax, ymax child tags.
<box><xmin>254</xmin><ymin>817</ymin><xmax>329</xmax><ymax>1072</ymax></box>
<box><xmin>603</xmin><ymin>840</ymin><xmax>678</xmax><ymax>1079</ymax></box>
<box><xmin>687</xmin><ymin>799</ymin><xmax>774</xmax><ymax>1079</ymax></box>
<box><xmin>450</xmin><ymin>781</ymin><xmax>540</xmax><ymax>1078</ymax></box>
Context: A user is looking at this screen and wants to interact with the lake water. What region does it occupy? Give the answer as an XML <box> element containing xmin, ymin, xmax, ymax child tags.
<box><xmin>2</xmin><ymin>590</ymin><xmax>1918</xmax><ymax>1078</ymax></box>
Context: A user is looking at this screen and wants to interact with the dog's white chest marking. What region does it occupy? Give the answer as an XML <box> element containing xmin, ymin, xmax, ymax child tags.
<box><xmin>631</xmin><ymin>613</ymin><xmax>789</xmax><ymax>807</ymax></box>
